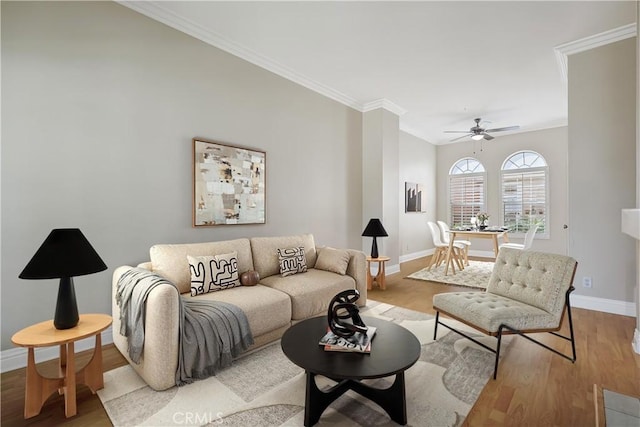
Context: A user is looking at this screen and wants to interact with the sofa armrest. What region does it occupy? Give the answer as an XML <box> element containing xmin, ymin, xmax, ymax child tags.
<box><xmin>345</xmin><ymin>249</ymin><xmax>367</xmax><ymax>306</ymax></box>
<box><xmin>112</xmin><ymin>265</ymin><xmax>181</xmax><ymax>391</ymax></box>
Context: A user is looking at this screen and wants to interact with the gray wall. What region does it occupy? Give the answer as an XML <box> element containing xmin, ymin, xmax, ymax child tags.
<box><xmin>568</xmin><ymin>37</ymin><xmax>636</xmax><ymax>302</ymax></box>
<box><xmin>1</xmin><ymin>2</ymin><xmax>363</xmax><ymax>350</ymax></box>
<box><xmin>399</xmin><ymin>131</ymin><xmax>437</xmax><ymax>257</ymax></box>
<box><xmin>436</xmin><ymin>127</ymin><xmax>569</xmax><ymax>256</ymax></box>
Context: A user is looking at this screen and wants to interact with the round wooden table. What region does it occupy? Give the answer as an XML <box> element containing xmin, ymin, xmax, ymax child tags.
<box><xmin>11</xmin><ymin>313</ymin><xmax>112</xmax><ymax>419</ymax></box>
<box><xmin>281</xmin><ymin>316</ymin><xmax>421</xmax><ymax>426</ymax></box>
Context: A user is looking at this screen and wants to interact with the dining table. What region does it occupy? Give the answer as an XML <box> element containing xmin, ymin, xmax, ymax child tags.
<box><xmin>444</xmin><ymin>228</ymin><xmax>510</xmax><ymax>276</ymax></box>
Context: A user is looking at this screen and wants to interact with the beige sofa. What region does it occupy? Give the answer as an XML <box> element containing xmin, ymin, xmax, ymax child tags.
<box><xmin>112</xmin><ymin>233</ymin><xmax>366</xmax><ymax>391</ymax></box>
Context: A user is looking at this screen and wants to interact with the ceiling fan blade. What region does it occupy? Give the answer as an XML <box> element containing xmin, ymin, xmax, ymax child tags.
<box><xmin>483</xmin><ymin>133</ymin><xmax>495</xmax><ymax>141</ymax></box>
<box><xmin>450</xmin><ymin>134</ymin><xmax>472</xmax><ymax>142</ymax></box>
<box><xmin>443</xmin><ymin>130</ymin><xmax>472</xmax><ymax>133</ymax></box>
<box><xmin>485</xmin><ymin>125</ymin><xmax>520</xmax><ymax>133</ymax></box>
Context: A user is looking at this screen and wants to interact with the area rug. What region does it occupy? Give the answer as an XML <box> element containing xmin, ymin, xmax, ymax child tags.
<box><xmin>407</xmin><ymin>260</ymin><xmax>494</xmax><ymax>289</ymax></box>
<box><xmin>98</xmin><ymin>301</ymin><xmax>508</xmax><ymax>426</ymax></box>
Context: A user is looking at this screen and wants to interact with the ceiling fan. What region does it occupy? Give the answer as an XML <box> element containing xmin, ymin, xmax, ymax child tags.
<box><xmin>444</xmin><ymin>118</ymin><xmax>520</xmax><ymax>142</ymax></box>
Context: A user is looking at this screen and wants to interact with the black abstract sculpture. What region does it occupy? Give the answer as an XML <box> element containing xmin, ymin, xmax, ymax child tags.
<box><xmin>327</xmin><ymin>289</ymin><xmax>368</xmax><ymax>338</ymax></box>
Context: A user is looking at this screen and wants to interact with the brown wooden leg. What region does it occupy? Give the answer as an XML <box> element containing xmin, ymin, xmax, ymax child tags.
<box><xmin>492</xmin><ymin>236</ymin><xmax>500</xmax><ymax>258</ymax></box>
<box><xmin>77</xmin><ymin>334</ymin><xmax>105</xmax><ymax>393</ymax></box>
<box><xmin>444</xmin><ymin>241</ymin><xmax>454</xmax><ymax>275</ymax></box>
<box><xmin>378</xmin><ymin>261</ymin><xmax>386</xmax><ymax>290</ymax></box>
<box><xmin>454</xmin><ymin>248</ymin><xmax>464</xmax><ymax>270</ymax></box>
<box><xmin>24</xmin><ymin>347</ymin><xmax>63</xmax><ymax>419</ymax></box>
<box><xmin>64</xmin><ymin>342</ymin><xmax>77</xmax><ymax>417</ymax></box>
<box><xmin>366</xmin><ymin>261</ymin><xmax>373</xmax><ymax>290</ymax></box>
<box><xmin>58</xmin><ymin>344</ymin><xmax>66</xmax><ymax>395</ymax></box>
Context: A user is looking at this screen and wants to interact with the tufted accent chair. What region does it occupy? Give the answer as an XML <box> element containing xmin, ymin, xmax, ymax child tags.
<box><xmin>432</xmin><ymin>247</ymin><xmax>578</xmax><ymax>379</ymax></box>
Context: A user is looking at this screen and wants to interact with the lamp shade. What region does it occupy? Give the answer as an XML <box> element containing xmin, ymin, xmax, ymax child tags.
<box><xmin>362</xmin><ymin>218</ymin><xmax>388</xmax><ymax>237</ymax></box>
<box><xmin>19</xmin><ymin>229</ymin><xmax>107</xmax><ymax>279</ymax></box>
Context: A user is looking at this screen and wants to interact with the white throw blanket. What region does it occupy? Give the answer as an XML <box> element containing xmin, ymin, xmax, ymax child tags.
<box><xmin>116</xmin><ymin>268</ymin><xmax>254</xmax><ymax>386</ymax></box>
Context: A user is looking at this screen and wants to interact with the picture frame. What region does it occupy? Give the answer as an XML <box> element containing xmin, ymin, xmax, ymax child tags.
<box><xmin>193</xmin><ymin>138</ymin><xmax>266</xmax><ymax>226</ymax></box>
<box><xmin>405</xmin><ymin>182</ymin><xmax>426</xmax><ymax>213</ymax></box>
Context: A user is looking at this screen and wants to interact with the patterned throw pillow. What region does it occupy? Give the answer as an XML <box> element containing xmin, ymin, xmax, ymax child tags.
<box><xmin>188</xmin><ymin>251</ymin><xmax>240</xmax><ymax>296</ymax></box>
<box><xmin>277</xmin><ymin>246</ymin><xmax>308</xmax><ymax>277</ymax></box>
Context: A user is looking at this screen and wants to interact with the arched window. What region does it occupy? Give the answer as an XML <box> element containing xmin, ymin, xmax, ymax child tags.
<box><xmin>501</xmin><ymin>151</ymin><xmax>548</xmax><ymax>236</ymax></box>
<box><xmin>448</xmin><ymin>158</ymin><xmax>486</xmax><ymax>227</ymax></box>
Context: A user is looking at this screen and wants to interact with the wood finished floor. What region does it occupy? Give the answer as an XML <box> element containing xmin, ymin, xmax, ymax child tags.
<box><xmin>1</xmin><ymin>256</ymin><xmax>639</xmax><ymax>426</ymax></box>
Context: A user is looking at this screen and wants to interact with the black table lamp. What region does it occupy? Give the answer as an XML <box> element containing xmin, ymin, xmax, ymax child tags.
<box><xmin>19</xmin><ymin>229</ymin><xmax>107</xmax><ymax>329</ymax></box>
<box><xmin>362</xmin><ymin>218</ymin><xmax>388</xmax><ymax>259</ymax></box>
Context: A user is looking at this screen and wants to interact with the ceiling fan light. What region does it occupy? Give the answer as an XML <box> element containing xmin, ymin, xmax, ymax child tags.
<box><xmin>471</xmin><ymin>134</ymin><xmax>484</xmax><ymax>141</ymax></box>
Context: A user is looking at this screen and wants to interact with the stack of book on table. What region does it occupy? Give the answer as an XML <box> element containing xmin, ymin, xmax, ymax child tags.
<box><xmin>318</xmin><ymin>326</ymin><xmax>377</xmax><ymax>353</ymax></box>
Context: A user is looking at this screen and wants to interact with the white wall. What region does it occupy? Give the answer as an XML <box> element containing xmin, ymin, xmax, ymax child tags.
<box><xmin>1</xmin><ymin>2</ymin><xmax>363</xmax><ymax>350</ymax></box>
<box><xmin>399</xmin><ymin>131</ymin><xmax>437</xmax><ymax>259</ymax></box>
<box><xmin>436</xmin><ymin>127</ymin><xmax>569</xmax><ymax>256</ymax></box>
<box><xmin>568</xmin><ymin>38</ymin><xmax>636</xmax><ymax>303</ymax></box>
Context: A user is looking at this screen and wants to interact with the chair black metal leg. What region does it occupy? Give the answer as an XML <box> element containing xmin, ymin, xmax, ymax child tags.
<box><xmin>494</xmin><ymin>326</ymin><xmax>504</xmax><ymax>379</ymax></box>
<box><xmin>433</xmin><ymin>312</ymin><xmax>439</xmax><ymax>340</ymax></box>
<box><xmin>566</xmin><ymin>299</ymin><xmax>577</xmax><ymax>362</ymax></box>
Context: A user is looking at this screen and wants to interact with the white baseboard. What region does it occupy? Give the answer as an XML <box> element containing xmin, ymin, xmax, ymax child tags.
<box><xmin>399</xmin><ymin>249</ymin><xmax>434</xmax><ymax>263</ymax></box>
<box><xmin>1</xmin><ymin>327</ymin><xmax>113</xmax><ymax>374</ymax></box>
<box><xmin>570</xmin><ymin>294</ymin><xmax>636</xmax><ymax>317</ymax></box>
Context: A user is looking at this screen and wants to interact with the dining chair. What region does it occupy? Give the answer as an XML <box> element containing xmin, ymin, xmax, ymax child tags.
<box><xmin>437</xmin><ymin>220</ymin><xmax>471</xmax><ymax>266</ymax></box>
<box><xmin>500</xmin><ymin>223</ymin><xmax>540</xmax><ymax>251</ymax></box>
<box><xmin>427</xmin><ymin>221</ymin><xmax>465</xmax><ymax>273</ymax></box>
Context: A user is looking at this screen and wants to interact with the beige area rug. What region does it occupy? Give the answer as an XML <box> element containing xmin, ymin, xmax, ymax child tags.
<box><xmin>98</xmin><ymin>301</ymin><xmax>508</xmax><ymax>427</ymax></box>
<box><xmin>407</xmin><ymin>260</ymin><xmax>494</xmax><ymax>289</ymax></box>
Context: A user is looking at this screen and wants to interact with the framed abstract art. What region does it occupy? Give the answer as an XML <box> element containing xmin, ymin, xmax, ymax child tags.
<box><xmin>193</xmin><ymin>138</ymin><xmax>266</xmax><ymax>226</ymax></box>
<box><xmin>405</xmin><ymin>182</ymin><xmax>426</xmax><ymax>213</ymax></box>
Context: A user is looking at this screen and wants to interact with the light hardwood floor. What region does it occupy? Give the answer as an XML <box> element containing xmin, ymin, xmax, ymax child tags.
<box><xmin>2</xmin><ymin>256</ymin><xmax>639</xmax><ymax>426</ymax></box>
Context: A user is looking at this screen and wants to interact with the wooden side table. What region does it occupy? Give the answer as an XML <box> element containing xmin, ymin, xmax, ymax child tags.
<box><xmin>366</xmin><ymin>256</ymin><xmax>390</xmax><ymax>290</ymax></box>
<box><xmin>11</xmin><ymin>313</ymin><xmax>112</xmax><ymax>418</ymax></box>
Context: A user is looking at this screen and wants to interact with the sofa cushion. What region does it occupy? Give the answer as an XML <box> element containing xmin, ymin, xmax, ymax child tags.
<box><xmin>187</xmin><ymin>252</ymin><xmax>241</xmax><ymax>296</ymax></box>
<box><xmin>150</xmin><ymin>239</ymin><xmax>253</xmax><ymax>294</ymax></box>
<box><xmin>277</xmin><ymin>246</ymin><xmax>308</xmax><ymax>277</ymax></box>
<box><xmin>432</xmin><ymin>291</ymin><xmax>561</xmax><ymax>333</ymax></box>
<box><xmin>187</xmin><ymin>285</ymin><xmax>292</xmax><ymax>337</ymax></box>
<box><xmin>251</xmin><ymin>234</ymin><xmax>317</xmax><ymax>279</ymax></box>
<box><xmin>260</xmin><ymin>268</ymin><xmax>355</xmax><ymax>320</ymax></box>
<box><xmin>315</xmin><ymin>247</ymin><xmax>350</xmax><ymax>275</ymax></box>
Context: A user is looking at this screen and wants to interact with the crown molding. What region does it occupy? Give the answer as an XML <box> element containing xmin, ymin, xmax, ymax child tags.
<box><xmin>554</xmin><ymin>23</ymin><xmax>637</xmax><ymax>83</ymax></box>
<box><xmin>362</xmin><ymin>99</ymin><xmax>407</xmax><ymax>116</ymax></box>
<box><xmin>117</xmin><ymin>1</ymin><xmax>362</xmax><ymax>110</ymax></box>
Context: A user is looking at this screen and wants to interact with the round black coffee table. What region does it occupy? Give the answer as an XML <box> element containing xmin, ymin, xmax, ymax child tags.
<box><xmin>281</xmin><ymin>316</ymin><xmax>421</xmax><ymax>426</ymax></box>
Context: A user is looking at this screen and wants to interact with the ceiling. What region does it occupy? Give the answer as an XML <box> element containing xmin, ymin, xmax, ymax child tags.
<box><xmin>121</xmin><ymin>1</ymin><xmax>636</xmax><ymax>144</ymax></box>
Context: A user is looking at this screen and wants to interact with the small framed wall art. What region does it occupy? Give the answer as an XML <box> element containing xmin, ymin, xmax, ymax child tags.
<box><xmin>193</xmin><ymin>138</ymin><xmax>266</xmax><ymax>226</ymax></box>
<box><xmin>405</xmin><ymin>182</ymin><xmax>426</xmax><ymax>213</ymax></box>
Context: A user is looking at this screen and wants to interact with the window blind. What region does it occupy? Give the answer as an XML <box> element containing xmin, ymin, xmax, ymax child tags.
<box><xmin>502</xmin><ymin>169</ymin><xmax>546</xmax><ymax>233</ymax></box>
<box><xmin>449</xmin><ymin>174</ymin><xmax>485</xmax><ymax>227</ymax></box>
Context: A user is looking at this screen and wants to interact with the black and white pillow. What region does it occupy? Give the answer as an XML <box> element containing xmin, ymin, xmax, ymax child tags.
<box><xmin>277</xmin><ymin>246</ymin><xmax>308</xmax><ymax>277</ymax></box>
<box><xmin>188</xmin><ymin>251</ymin><xmax>241</xmax><ymax>296</ymax></box>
